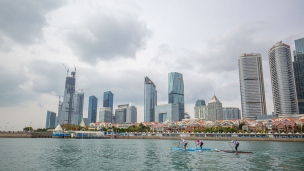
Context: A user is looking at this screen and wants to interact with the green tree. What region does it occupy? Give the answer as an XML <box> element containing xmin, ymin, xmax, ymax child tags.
<box><xmin>239</xmin><ymin>121</ymin><xmax>246</xmax><ymax>130</ymax></box>
<box><xmin>23</xmin><ymin>127</ymin><xmax>33</xmax><ymax>132</ymax></box>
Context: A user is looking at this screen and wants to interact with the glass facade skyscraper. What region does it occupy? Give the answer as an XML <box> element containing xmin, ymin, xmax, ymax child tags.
<box><xmin>73</xmin><ymin>92</ymin><xmax>84</xmax><ymax>125</ymax></box>
<box><xmin>126</xmin><ymin>102</ymin><xmax>137</xmax><ymax>123</ymax></box>
<box><xmin>46</xmin><ymin>110</ymin><xmax>56</xmax><ymax>128</ymax></box>
<box><xmin>222</xmin><ymin>107</ymin><xmax>241</xmax><ymax>120</ymax></box>
<box><xmin>239</xmin><ymin>53</ymin><xmax>267</xmax><ymax>119</ymax></box>
<box><xmin>115</xmin><ymin>104</ymin><xmax>129</xmax><ymax>124</ymax></box>
<box><xmin>103</xmin><ymin>91</ymin><xmax>114</xmax><ymax>114</ymax></box>
<box><xmin>144</xmin><ymin>76</ymin><xmax>157</xmax><ymax>122</ymax></box>
<box><xmin>58</xmin><ymin>70</ymin><xmax>76</xmax><ymax>125</ymax></box>
<box><xmin>99</xmin><ymin>107</ymin><xmax>112</xmax><ymax>123</ymax></box>
<box><xmin>88</xmin><ymin>95</ymin><xmax>98</xmax><ymax>124</ymax></box>
<box><xmin>168</xmin><ymin>72</ymin><xmax>184</xmax><ymax>121</ymax></box>
<box><xmin>293</xmin><ymin>38</ymin><xmax>304</xmax><ymax>114</ymax></box>
<box><xmin>155</xmin><ymin>104</ymin><xmax>179</xmax><ymax>122</ymax></box>
<box><xmin>268</xmin><ymin>42</ymin><xmax>298</xmax><ymax>116</ymax></box>
<box><xmin>194</xmin><ymin>100</ymin><xmax>206</xmax><ymax>119</ymax></box>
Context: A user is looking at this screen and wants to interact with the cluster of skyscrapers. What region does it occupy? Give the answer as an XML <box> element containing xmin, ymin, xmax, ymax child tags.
<box><xmin>45</xmin><ymin>70</ymin><xmax>137</xmax><ymax>128</ymax></box>
<box><xmin>194</xmin><ymin>38</ymin><xmax>304</xmax><ymax>121</ymax></box>
<box><xmin>239</xmin><ymin>38</ymin><xmax>304</xmax><ymax>119</ymax></box>
<box><xmin>144</xmin><ymin>72</ymin><xmax>186</xmax><ymax>123</ymax></box>
<box><xmin>46</xmin><ymin>37</ymin><xmax>304</xmax><ymax>128</ymax></box>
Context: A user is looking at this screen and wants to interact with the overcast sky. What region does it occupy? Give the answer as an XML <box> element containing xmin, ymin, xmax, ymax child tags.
<box><xmin>1</xmin><ymin>0</ymin><xmax>304</xmax><ymax>131</ymax></box>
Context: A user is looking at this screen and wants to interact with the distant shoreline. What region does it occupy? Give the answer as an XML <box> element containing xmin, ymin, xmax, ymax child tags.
<box><xmin>114</xmin><ymin>135</ymin><xmax>304</xmax><ymax>142</ymax></box>
<box><xmin>1</xmin><ymin>132</ymin><xmax>304</xmax><ymax>142</ymax></box>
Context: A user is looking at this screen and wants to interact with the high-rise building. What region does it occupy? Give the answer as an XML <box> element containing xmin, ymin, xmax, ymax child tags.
<box><xmin>239</xmin><ymin>53</ymin><xmax>267</xmax><ymax>119</ymax></box>
<box><xmin>115</xmin><ymin>104</ymin><xmax>129</xmax><ymax>124</ymax></box>
<box><xmin>88</xmin><ymin>96</ymin><xmax>98</xmax><ymax>124</ymax></box>
<box><xmin>207</xmin><ymin>95</ymin><xmax>223</xmax><ymax>121</ymax></box>
<box><xmin>222</xmin><ymin>107</ymin><xmax>241</xmax><ymax>120</ymax></box>
<box><xmin>293</xmin><ymin>38</ymin><xmax>304</xmax><ymax>114</ymax></box>
<box><xmin>168</xmin><ymin>72</ymin><xmax>184</xmax><ymax>121</ymax></box>
<box><xmin>184</xmin><ymin>113</ymin><xmax>191</xmax><ymax>119</ymax></box>
<box><xmin>155</xmin><ymin>104</ymin><xmax>179</xmax><ymax>122</ymax></box>
<box><xmin>99</xmin><ymin>107</ymin><xmax>112</xmax><ymax>123</ymax></box>
<box><xmin>58</xmin><ymin>69</ymin><xmax>76</xmax><ymax>125</ymax></box>
<box><xmin>55</xmin><ymin>96</ymin><xmax>63</xmax><ymax>126</ymax></box>
<box><xmin>103</xmin><ymin>91</ymin><xmax>114</xmax><ymax>114</ymax></box>
<box><xmin>144</xmin><ymin>76</ymin><xmax>157</xmax><ymax>122</ymax></box>
<box><xmin>194</xmin><ymin>100</ymin><xmax>206</xmax><ymax>119</ymax></box>
<box><xmin>73</xmin><ymin>92</ymin><xmax>84</xmax><ymax>125</ymax></box>
<box><xmin>83</xmin><ymin>118</ymin><xmax>88</xmax><ymax>126</ymax></box>
<box><xmin>268</xmin><ymin>41</ymin><xmax>298</xmax><ymax>116</ymax></box>
<box><xmin>46</xmin><ymin>110</ymin><xmax>56</xmax><ymax>128</ymax></box>
<box><xmin>126</xmin><ymin>102</ymin><xmax>137</xmax><ymax>123</ymax></box>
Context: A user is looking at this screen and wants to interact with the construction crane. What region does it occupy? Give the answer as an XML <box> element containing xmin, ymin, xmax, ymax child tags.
<box><xmin>62</xmin><ymin>63</ymin><xmax>69</xmax><ymax>76</ymax></box>
<box><xmin>78</xmin><ymin>88</ymin><xmax>90</xmax><ymax>93</ymax></box>
<box><xmin>51</xmin><ymin>94</ymin><xmax>63</xmax><ymax>102</ymax></box>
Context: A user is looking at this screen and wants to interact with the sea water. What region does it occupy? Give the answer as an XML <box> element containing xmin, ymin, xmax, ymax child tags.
<box><xmin>0</xmin><ymin>138</ymin><xmax>304</xmax><ymax>171</ymax></box>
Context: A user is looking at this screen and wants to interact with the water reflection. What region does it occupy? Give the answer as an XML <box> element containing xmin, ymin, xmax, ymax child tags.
<box><xmin>1</xmin><ymin>139</ymin><xmax>304</xmax><ymax>170</ymax></box>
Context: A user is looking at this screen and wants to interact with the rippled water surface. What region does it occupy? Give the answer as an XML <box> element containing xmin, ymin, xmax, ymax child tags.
<box><xmin>1</xmin><ymin>138</ymin><xmax>304</xmax><ymax>171</ymax></box>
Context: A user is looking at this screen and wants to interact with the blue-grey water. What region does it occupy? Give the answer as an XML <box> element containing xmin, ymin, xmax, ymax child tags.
<box><xmin>1</xmin><ymin>138</ymin><xmax>304</xmax><ymax>171</ymax></box>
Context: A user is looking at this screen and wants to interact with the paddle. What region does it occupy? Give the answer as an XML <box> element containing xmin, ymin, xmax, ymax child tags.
<box><xmin>228</xmin><ymin>141</ymin><xmax>234</xmax><ymax>151</ymax></box>
<box><xmin>177</xmin><ymin>140</ymin><xmax>181</xmax><ymax>148</ymax></box>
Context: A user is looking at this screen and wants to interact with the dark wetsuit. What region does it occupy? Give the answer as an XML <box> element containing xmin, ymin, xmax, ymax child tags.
<box><xmin>234</xmin><ymin>141</ymin><xmax>239</xmax><ymax>151</ymax></box>
<box><xmin>198</xmin><ymin>140</ymin><xmax>203</xmax><ymax>149</ymax></box>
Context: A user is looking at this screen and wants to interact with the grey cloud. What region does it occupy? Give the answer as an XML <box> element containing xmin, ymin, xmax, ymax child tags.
<box><xmin>0</xmin><ymin>60</ymin><xmax>68</xmax><ymax>107</ymax></box>
<box><xmin>0</xmin><ymin>65</ymin><xmax>31</xmax><ymax>107</ymax></box>
<box><xmin>65</xmin><ymin>13</ymin><xmax>151</xmax><ymax>65</ymax></box>
<box><xmin>0</xmin><ymin>0</ymin><xmax>65</xmax><ymax>45</ymax></box>
<box><xmin>27</xmin><ymin>60</ymin><xmax>68</xmax><ymax>95</ymax></box>
<box><xmin>153</xmin><ymin>22</ymin><xmax>272</xmax><ymax>74</ymax></box>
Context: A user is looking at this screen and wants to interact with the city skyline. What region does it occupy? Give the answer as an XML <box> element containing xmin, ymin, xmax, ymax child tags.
<box><xmin>1</xmin><ymin>1</ymin><xmax>304</xmax><ymax>131</ymax></box>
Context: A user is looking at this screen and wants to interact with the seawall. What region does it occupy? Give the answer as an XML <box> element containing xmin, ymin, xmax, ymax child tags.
<box><xmin>0</xmin><ymin>132</ymin><xmax>52</xmax><ymax>138</ymax></box>
<box><xmin>1</xmin><ymin>132</ymin><xmax>304</xmax><ymax>142</ymax></box>
<box><xmin>114</xmin><ymin>135</ymin><xmax>304</xmax><ymax>142</ymax></box>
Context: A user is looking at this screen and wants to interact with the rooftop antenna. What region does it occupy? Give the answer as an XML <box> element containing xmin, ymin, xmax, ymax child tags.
<box><xmin>62</xmin><ymin>63</ymin><xmax>69</xmax><ymax>76</ymax></box>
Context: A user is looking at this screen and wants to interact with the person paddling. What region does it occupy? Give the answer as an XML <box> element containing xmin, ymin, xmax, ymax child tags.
<box><xmin>231</xmin><ymin>140</ymin><xmax>239</xmax><ymax>154</ymax></box>
<box><xmin>181</xmin><ymin>138</ymin><xmax>188</xmax><ymax>150</ymax></box>
<box><xmin>196</xmin><ymin>140</ymin><xmax>204</xmax><ymax>149</ymax></box>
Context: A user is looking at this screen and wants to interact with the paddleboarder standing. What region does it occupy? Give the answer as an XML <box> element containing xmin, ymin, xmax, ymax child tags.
<box><xmin>231</xmin><ymin>140</ymin><xmax>239</xmax><ymax>154</ymax></box>
<box><xmin>196</xmin><ymin>140</ymin><xmax>204</xmax><ymax>149</ymax></box>
<box><xmin>181</xmin><ymin>138</ymin><xmax>188</xmax><ymax>150</ymax></box>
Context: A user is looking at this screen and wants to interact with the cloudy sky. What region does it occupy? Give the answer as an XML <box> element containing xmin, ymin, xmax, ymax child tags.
<box><xmin>1</xmin><ymin>0</ymin><xmax>304</xmax><ymax>131</ymax></box>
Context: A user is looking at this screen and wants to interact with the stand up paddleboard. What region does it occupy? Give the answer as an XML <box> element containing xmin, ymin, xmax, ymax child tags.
<box><xmin>217</xmin><ymin>150</ymin><xmax>253</xmax><ymax>154</ymax></box>
<box><xmin>169</xmin><ymin>147</ymin><xmax>214</xmax><ymax>151</ymax></box>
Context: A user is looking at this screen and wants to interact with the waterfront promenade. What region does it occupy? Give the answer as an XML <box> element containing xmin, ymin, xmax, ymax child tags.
<box><xmin>1</xmin><ymin>131</ymin><xmax>304</xmax><ymax>142</ymax></box>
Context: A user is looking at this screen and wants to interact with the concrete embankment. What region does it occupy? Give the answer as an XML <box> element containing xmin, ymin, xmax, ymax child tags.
<box><xmin>0</xmin><ymin>132</ymin><xmax>52</xmax><ymax>138</ymax></box>
<box><xmin>114</xmin><ymin>136</ymin><xmax>304</xmax><ymax>142</ymax></box>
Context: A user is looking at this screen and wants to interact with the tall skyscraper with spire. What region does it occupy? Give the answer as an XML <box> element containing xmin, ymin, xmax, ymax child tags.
<box><xmin>168</xmin><ymin>72</ymin><xmax>184</xmax><ymax>121</ymax></box>
<box><xmin>239</xmin><ymin>53</ymin><xmax>267</xmax><ymax>119</ymax></box>
<box><xmin>58</xmin><ymin>68</ymin><xmax>76</xmax><ymax>125</ymax></box>
<box><xmin>293</xmin><ymin>38</ymin><xmax>304</xmax><ymax>114</ymax></box>
<box><xmin>144</xmin><ymin>76</ymin><xmax>157</xmax><ymax>122</ymax></box>
<box><xmin>103</xmin><ymin>91</ymin><xmax>114</xmax><ymax>115</ymax></box>
<box><xmin>268</xmin><ymin>41</ymin><xmax>298</xmax><ymax>116</ymax></box>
